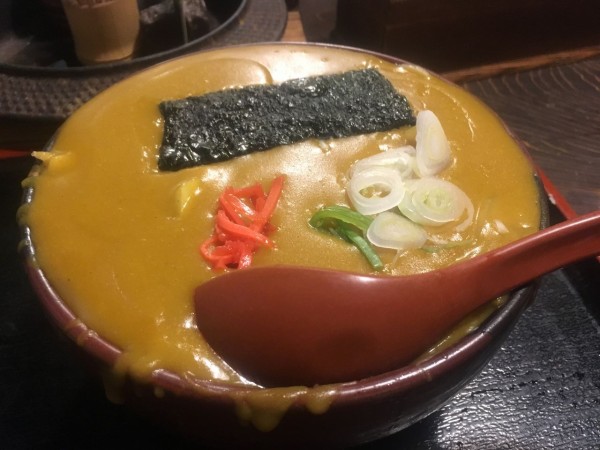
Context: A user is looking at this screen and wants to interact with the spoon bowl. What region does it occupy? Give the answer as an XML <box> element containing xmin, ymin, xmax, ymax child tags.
<box><xmin>195</xmin><ymin>210</ymin><xmax>600</xmax><ymax>387</ymax></box>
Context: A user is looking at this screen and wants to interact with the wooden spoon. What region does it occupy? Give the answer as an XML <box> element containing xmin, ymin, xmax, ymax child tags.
<box><xmin>195</xmin><ymin>211</ymin><xmax>600</xmax><ymax>387</ymax></box>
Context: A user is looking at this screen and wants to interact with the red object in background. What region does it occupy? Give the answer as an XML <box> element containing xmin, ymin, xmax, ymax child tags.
<box><xmin>0</xmin><ymin>149</ymin><xmax>31</xmax><ymax>160</ymax></box>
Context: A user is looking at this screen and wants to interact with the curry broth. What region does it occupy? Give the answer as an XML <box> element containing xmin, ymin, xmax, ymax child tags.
<box><xmin>26</xmin><ymin>45</ymin><xmax>540</xmax><ymax>386</ymax></box>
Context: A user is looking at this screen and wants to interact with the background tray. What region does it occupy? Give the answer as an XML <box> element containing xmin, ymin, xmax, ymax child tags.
<box><xmin>0</xmin><ymin>0</ymin><xmax>287</xmax><ymax>120</ymax></box>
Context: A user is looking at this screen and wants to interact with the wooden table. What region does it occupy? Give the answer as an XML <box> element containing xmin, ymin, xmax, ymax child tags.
<box><xmin>1</xmin><ymin>4</ymin><xmax>598</xmax><ymax>449</ymax></box>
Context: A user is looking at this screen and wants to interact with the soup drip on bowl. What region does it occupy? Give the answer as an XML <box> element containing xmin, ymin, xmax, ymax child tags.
<box><xmin>21</xmin><ymin>43</ymin><xmax>548</xmax><ymax>446</ymax></box>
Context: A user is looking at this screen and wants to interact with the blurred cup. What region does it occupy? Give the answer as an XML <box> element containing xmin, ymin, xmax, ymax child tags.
<box><xmin>61</xmin><ymin>0</ymin><xmax>140</xmax><ymax>65</ymax></box>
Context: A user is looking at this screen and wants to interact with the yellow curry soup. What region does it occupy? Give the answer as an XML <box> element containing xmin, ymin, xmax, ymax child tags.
<box><xmin>25</xmin><ymin>44</ymin><xmax>541</xmax><ymax>389</ymax></box>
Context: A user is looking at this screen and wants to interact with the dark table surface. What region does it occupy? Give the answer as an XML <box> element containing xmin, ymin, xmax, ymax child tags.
<box><xmin>1</xmin><ymin>10</ymin><xmax>599</xmax><ymax>448</ymax></box>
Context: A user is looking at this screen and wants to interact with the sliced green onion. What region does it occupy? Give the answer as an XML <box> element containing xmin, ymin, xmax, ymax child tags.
<box><xmin>347</xmin><ymin>166</ymin><xmax>405</xmax><ymax>215</ymax></box>
<box><xmin>366</xmin><ymin>211</ymin><xmax>428</xmax><ymax>251</ymax></box>
<box><xmin>411</xmin><ymin>178</ymin><xmax>465</xmax><ymax>223</ymax></box>
<box><xmin>399</xmin><ymin>178</ymin><xmax>473</xmax><ymax>230</ymax></box>
<box><xmin>415</xmin><ymin>110</ymin><xmax>452</xmax><ymax>177</ymax></box>
<box><xmin>309</xmin><ymin>111</ymin><xmax>476</xmax><ymax>270</ymax></box>
<box><xmin>350</xmin><ymin>146</ymin><xmax>416</xmax><ymax>180</ymax></box>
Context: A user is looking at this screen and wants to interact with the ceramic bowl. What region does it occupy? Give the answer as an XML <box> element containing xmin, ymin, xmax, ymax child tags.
<box><xmin>20</xmin><ymin>43</ymin><xmax>548</xmax><ymax>449</ymax></box>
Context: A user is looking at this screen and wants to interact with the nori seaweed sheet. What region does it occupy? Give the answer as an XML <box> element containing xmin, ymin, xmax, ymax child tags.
<box><xmin>158</xmin><ymin>68</ymin><xmax>415</xmax><ymax>171</ymax></box>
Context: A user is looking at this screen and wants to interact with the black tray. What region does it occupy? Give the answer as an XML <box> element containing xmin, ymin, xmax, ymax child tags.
<box><xmin>1</xmin><ymin>157</ymin><xmax>599</xmax><ymax>449</ymax></box>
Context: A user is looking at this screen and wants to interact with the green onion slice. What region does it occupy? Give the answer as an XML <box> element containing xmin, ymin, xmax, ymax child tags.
<box><xmin>415</xmin><ymin>109</ymin><xmax>452</xmax><ymax>176</ymax></box>
<box><xmin>399</xmin><ymin>178</ymin><xmax>474</xmax><ymax>231</ymax></box>
<box><xmin>349</xmin><ymin>146</ymin><xmax>415</xmax><ymax>180</ymax></box>
<box><xmin>366</xmin><ymin>211</ymin><xmax>428</xmax><ymax>251</ymax></box>
<box><xmin>347</xmin><ymin>166</ymin><xmax>406</xmax><ymax>215</ymax></box>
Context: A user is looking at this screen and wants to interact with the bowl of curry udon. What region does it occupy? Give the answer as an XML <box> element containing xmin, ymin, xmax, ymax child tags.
<box><xmin>20</xmin><ymin>43</ymin><xmax>546</xmax><ymax>448</ymax></box>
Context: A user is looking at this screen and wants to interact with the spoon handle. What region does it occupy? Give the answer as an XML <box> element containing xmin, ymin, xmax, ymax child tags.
<box><xmin>194</xmin><ymin>211</ymin><xmax>600</xmax><ymax>386</ymax></box>
<box><xmin>461</xmin><ymin>210</ymin><xmax>600</xmax><ymax>304</ymax></box>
